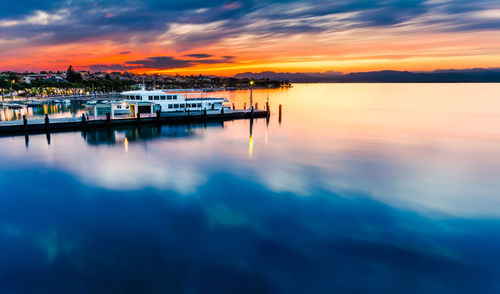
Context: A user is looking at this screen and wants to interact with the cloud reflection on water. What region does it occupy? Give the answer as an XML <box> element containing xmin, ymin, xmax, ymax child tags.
<box><xmin>2</xmin><ymin>84</ymin><xmax>500</xmax><ymax>219</ymax></box>
<box><xmin>2</xmin><ymin>84</ymin><xmax>500</xmax><ymax>292</ymax></box>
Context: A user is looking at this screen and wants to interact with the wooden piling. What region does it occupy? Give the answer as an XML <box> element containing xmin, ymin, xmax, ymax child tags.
<box><xmin>137</xmin><ymin>112</ymin><xmax>141</xmax><ymax>125</ymax></box>
<box><xmin>106</xmin><ymin>113</ymin><xmax>111</xmax><ymax>126</ymax></box>
<box><xmin>156</xmin><ymin>110</ymin><xmax>161</xmax><ymax>123</ymax></box>
<box><xmin>279</xmin><ymin>104</ymin><xmax>282</xmax><ymax>123</ymax></box>
<box><xmin>44</xmin><ymin>114</ymin><xmax>49</xmax><ymax>130</ymax></box>
<box><xmin>255</xmin><ymin>102</ymin><xmax>259</xmax><ymax>110</ymax></box>
<box><xmin>23</xmin><ymin>115</ymin><xmax>28</xmax><ymax>132</ymax></box>
<box><xmin>244</xmin><ymin>102</ymin><xmax>246</xmax><ymax>109</ymax></box>
<box><xmin>232</xmin><ymin>103</ymin><xmax>235</xmax><ymax>110</ymax></box>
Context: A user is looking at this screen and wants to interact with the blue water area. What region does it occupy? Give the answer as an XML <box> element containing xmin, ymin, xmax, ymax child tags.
<box><xmin>1</xmin><ymin>84</ymin><xmax>500</xmax><ymax>293</ymax></box>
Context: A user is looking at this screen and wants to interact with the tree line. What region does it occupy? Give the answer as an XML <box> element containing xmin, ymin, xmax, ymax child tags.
<box><xmin>0</xmin><ymin>78</ymin><xmax>136</xmax><ymax>93</ymax></box>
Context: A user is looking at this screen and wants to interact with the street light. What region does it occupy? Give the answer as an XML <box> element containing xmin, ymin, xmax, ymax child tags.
<box><xmin>249</xmin><ymin>80</ymin><xmax>254</xmax><ymax>110</ymax></box>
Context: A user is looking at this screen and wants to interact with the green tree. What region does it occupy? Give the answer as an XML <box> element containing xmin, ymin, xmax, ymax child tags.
<box><xmin>66</xmin><ymin>65</ymin><xmax>83</xmax><ymax>82</ymax></box>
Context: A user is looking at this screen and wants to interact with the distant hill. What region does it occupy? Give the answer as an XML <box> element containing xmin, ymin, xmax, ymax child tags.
<box><xmin>234</xmin><ymin>71</ymin><xmax>343</xmax><ymax>82</ymax></box>
<box><xmin>235</xmin><ymin>69</ymin><xmax>500</xmax><ymax>83</ymax></box>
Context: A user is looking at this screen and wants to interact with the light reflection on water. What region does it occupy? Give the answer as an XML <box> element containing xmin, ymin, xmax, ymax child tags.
<box><xmin>1</xmin><ymin>84</ymin><xmax>500</xmax><ymax>293</ymax></box>
<box><xmin>0</xmin><ymin>103</ymin><xmax>85</xmax><ymax>121</ymax></box>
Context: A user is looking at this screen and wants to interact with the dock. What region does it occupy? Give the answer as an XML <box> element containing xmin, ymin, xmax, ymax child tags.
<box><xmin>0</xmin><ymin>109</ymin><xmax>269</xmax><ymax>136</ymax></box>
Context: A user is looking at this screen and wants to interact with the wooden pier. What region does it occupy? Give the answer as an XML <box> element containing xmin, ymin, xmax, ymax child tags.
<box><xmin>0</xmin><ymin>109</ymin><xmax>269</xmax><ymax>136</ymax></box>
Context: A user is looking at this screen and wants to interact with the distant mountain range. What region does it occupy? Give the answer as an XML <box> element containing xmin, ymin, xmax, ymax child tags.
<box><xmin>234</xmin><ymin>69</ymin><xmax>500</xmax><ymax>83</ymax></box>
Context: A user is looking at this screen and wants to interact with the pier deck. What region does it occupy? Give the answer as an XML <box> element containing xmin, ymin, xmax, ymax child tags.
<box><xmin>0</xmin><ymin>109</ymin><xmax>269</xmax><ymax>136</ymax></box>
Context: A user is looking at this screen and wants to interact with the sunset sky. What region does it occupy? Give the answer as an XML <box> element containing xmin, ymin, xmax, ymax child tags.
<box><xmin>1</xmin><ymin>0</ymin><xmax>500</xmax><ymax>75</ymax></box>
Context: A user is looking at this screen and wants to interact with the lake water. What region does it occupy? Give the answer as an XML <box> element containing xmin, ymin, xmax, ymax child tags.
<box><xmin>1</xmin><ymin>83</ymin><xmax>500</xmax><ymax>293</ymax></box>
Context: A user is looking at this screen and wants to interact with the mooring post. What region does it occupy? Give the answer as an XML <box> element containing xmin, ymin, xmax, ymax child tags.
<box><xmin>244</xmin><ymin>102</ymin><xmax>246</xmax><ymax>109</ymax></box>
<box><xmin>251</xmin><ymin>106</ymin><xmax>254</xmax><ymax>118</ymax></box>
<box><xmin>204</xmin><ymin>108</ymin><xmax>207</xmax><ymax>118</ymax></box>
<box><xmin>23</xmin><ymin>115</ymin><xmax>27</xmax><ymax>132</ymax></box>
<box><xmin>221</xmin><ymin>107</ymin><xmax>224</xmax><ymax>116</ymax></box>
<box><xmin>44</xmin><ymin>114</ymin><xmax>49</xmax><ymax>130</ymax></box>
<box><xmin>255</xmin><ymin>102</ymin><xmax>259</xmax><ymax>110</ymax></box>
<box><xmin>266</xmin><ymin>102</ymin><xmax>270</xmax><ymax>113</ymax></box>
<box><xmin>279</xmin><ymin>104</ymin><xmax>282</xmax><ymax>123</ymax></box>
<box><xmin>106</xmin><ymin>113</ymin><xmax>111</xmax><ymax>126</ymax></box>
<box><xmin>137</xmin><ymin>112</ymin><xmax>141</xmax><ymax>124</ymax></box>
<box><xmin>156</xmin><ymin>110</ymin><xmax>161</xmax><ymax>123</ymax></box>
<box><xmin>82</xmin><ymin>114</ymin><xmax>86</xmax><ymax>126</ymax></box>
<box><xmin>232</xmin><ymin>103</ymin><xmax>235</xmax><ymax>110</ymax></box>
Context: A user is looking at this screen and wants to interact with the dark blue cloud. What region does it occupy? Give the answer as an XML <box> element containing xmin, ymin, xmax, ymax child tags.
<box><xmin>184</xmin><ymin>54</ymin><xmax>214</xmax><ymax>59</ymax></box>
<box><xmin>126</xmin><ymin>56</ymin><xmax>192</xmax><ymax>69</ymax></box>
<box><xmin>90</xmin><ymin>55</ymin><xmax>234</xmax><ymax>71</ymax></box>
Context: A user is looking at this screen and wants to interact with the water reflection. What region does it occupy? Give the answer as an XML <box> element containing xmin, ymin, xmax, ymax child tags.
<box><xmin>0</xmin><ymin>103</ymin><xmax>86</xmax><ymax>121</ymax></box>
<box><xmin>80</xmin><ymin>122</ymin><xmax>241</xmax><ymax>146</ymax></box>
<box><xmin>249</xmin><ymin>118</ymin><xmax>254</xmax><ymax>158</ymax></box>
<box><xmin>1</xmin><ymin>84</ymin><xmax>500</xmax><ymax>293</ymax></box>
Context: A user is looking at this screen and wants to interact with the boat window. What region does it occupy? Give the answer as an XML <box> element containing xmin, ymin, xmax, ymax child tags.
<box><xmin>174</xmin><ymin>104</ymin><xmax>179</xmax><ymax>108</ymax></box>
<box><xmin>180</xmin><ymin>104</ymin><xmax>185</xmax><ymax>108</ymax></box>
<box><xmin>197</xmin><ymin>103</ymin><xmax>202</xmax><ymax>107</ymax></box>
<box><xmin>149</xmin><ymin>96</ymin><xmax>153</xmax><ymax>101</ymax></box>
<box><xmin>136</xmin><ymin>96</ymin><xmax>141</xmax><ymax>100</ymax></box>
<box><xmin>173</xmin><ymin>95</ymin><xmax>177</xmax><ymax>100</ymax></box>
<box><xmin>154</xmin><ymin>96</ymin><xmax>159</xmax><ymax>100</ymax></box>
<box><xmin>168</xmin><ymin>104</ymin><xmax>173</xmax><ymax>109</ymax></box>
<box><xmin>167</xmin><ymin>95</ymin><xmax>172</xmax><ymax>100</ymax></box>
<box><xmin>160</xmin><ymin>96</ymin><xmax>166</xmax><ymax>100</ymax></box>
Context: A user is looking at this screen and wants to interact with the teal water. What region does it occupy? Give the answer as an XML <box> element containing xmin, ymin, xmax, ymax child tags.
<box><xmin>1</xmin><ymin>84</ymin><xmax>500</xmax><ymax>293</ymax></box>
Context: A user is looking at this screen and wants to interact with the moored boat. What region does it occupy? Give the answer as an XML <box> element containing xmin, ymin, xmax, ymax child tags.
<box><xmin>121</xmin><ymin>88</ymin><xmax>228</xmax><ymax>116</ymax></box>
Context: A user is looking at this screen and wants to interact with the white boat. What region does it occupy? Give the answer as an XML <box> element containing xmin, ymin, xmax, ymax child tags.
<box><xmin>121</xmin><ymin>88</ymin><xmax>228</xmax><ymax>115</ymax></box>
<box><xmin>63</xmin><ymin>99</ymin><xmax>71</xmax><ymax>104</ymax></box>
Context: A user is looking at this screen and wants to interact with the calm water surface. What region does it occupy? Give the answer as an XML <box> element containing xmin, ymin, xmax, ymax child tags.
<box><xmin>1</xmin><ymin>84</ymin><xmax>500</xmax><ymax>293</ymax></box>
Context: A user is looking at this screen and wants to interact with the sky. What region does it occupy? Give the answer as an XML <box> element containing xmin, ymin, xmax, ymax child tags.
<box><xmin>1</xmin><ymin>0</ymin><xmax>500</xmax><ymax>75</ymax></box>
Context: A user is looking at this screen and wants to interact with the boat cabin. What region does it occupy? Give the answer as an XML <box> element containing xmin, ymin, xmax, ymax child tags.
<box><xmin>121</xmin><ymin>89</ymin><xmax>226</xmax><ymax>114</ymax></box>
